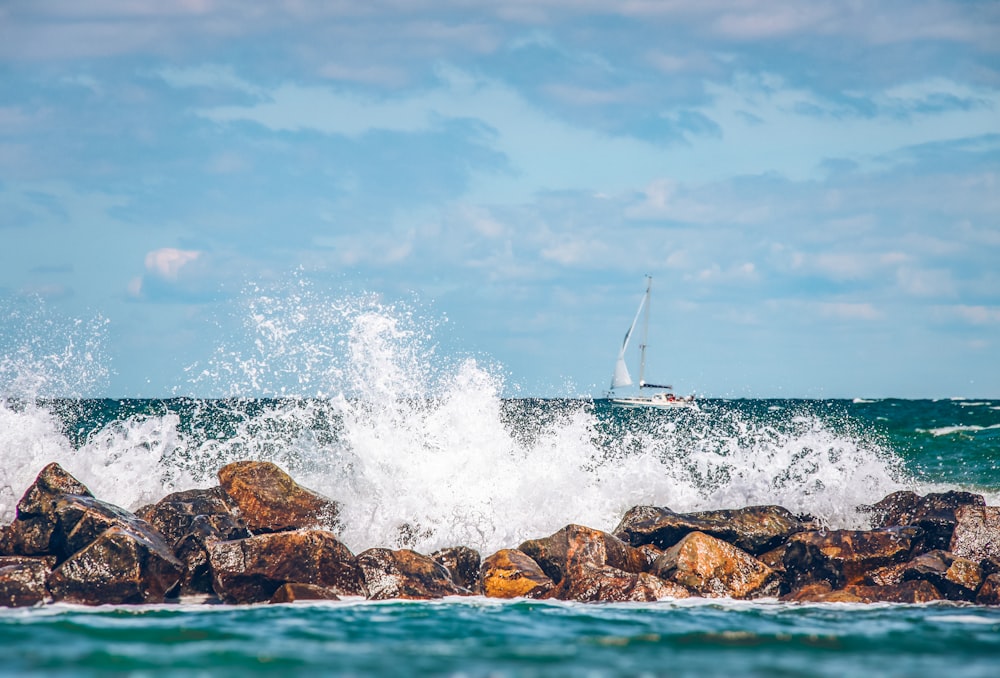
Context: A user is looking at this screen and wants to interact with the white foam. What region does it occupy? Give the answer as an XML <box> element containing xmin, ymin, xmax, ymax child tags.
<box><xmin>0</xmin><ymin>283</ymin><xmax>918</xmax><ymax>554</ymax></box>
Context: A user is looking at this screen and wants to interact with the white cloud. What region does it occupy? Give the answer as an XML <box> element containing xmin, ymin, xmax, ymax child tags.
<box><xmin>817</xmin><ymin>302</ymin><xmax>883</xmax><ymax>321</ymax></box>
<box><xmin>144</xmin><ymin>248</ymin><xmax>202</xmax><ymax>280</ymax></box>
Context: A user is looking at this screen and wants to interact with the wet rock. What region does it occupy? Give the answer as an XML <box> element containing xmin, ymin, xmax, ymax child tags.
<box><xmin>782</xmin><ymin>580</ymin><xmax>943</xmax><ymax>604</ymax></box>
<box><xmin>863</xmin><ymin>562</ymin><xmax>908</xmax><ymax>587</ymax></box>
<box><xmin>652</xmin><ymin>531</ymin><xmax>779</xmax><ymax>599</ymax></box>
<box><xmin>949</xmin><ymin>505</ymin><xmax>1000</xmax><ymax>562</ymax></box>
<box><xmin>269</xmin><ymin>582</ymin><xmax>341</xmax><ymax>604</ymax></box>
<box><xmin>976</xmin><ymin>573</ymin><xmax>1000</xmax><ymax>605</ymax></box>
<box><xmin>137</xmin><ymin>487</ymin><xmax>250</xmax><ymax>595</ymax></box>
<box><xmin>614</xmin><ymin>505</ymin><xmax>805</xmax><ymax>555</ymax></box>
<box><xmin>47</xmin><ymin>525</ymin><xmax>184</xmax><ymax>605</ymax></box>
<box><xmin>358</xmin><ymin>548</ymin><xmax>469</xmax><ymax>600</ymax></box>
<box><xmin>553</xmin><ymin>566</ymin><xmax>690</xmax><ymax>602</ymax></box>
<box><xmin>5</xmin><ymin>463</ymin><xmax>94</xmax><ymax>556</ymax></box>
<box><xmin>902</xmin><ymin>550</ymin><xmax>983</xmax><ymax>601</ymax></box>
<box><xmin>783</xmin><ymin>527</ymin><xmax>921</xmax><ymax>589</ymax></box>
<box><xmin>865</xmin><ymin>490</ymin><xmax>985</xmax><ymax>552</ymax></box>
<box><xmin>431</xmin><ymin>546</ymin><xmax>481</xmax><ymax>594</ymax></box>
<box><xmin>218</xmin><ymin>461</ymin><xmax>341</xmax><ymax>534</ymax></box>
<box><xmin>479</xmin><ymin>549</ymin><xmax>553</xmax><ymax>599</ymax></box>
<box><xmin>0</xmin><ymin>556</ymin><xmax>54</xmax><ymax>607</ymax></box>
<box><xmin>208</xmin><ymin>529</ymin><xmax>364</xmax><ymax>604</ymax></box>
<box><xmin>519</xmin><ymin>524</ymin><xmax>646</xmax><ymax>584</ymax></box>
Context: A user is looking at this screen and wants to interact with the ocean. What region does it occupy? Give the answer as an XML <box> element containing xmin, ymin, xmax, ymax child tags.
<box><xmin>2</xmin><ymin>301</ymin><xmax>999</xmax><ymax>676</ymax></box>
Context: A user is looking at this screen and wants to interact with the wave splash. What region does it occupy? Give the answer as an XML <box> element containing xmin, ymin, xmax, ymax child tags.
<box><xmin>1</xmin><ymin>285</ymin><xmax>910</xmax><ymax>554</ymax></box>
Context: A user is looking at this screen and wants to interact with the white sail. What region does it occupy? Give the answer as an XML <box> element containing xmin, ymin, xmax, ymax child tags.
<box><xmin>610</xmin><ymin>287</ymin><xmax>648</xmax><ymax>390</ymax></box>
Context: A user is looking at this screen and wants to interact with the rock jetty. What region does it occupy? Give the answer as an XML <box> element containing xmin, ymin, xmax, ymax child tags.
<box><xmin>2</xmin><ymin>461</ymin><xmax>999</xmax><ymax>607</ymax></box>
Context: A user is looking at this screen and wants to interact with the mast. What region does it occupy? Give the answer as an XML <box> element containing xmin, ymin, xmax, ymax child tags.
<box><xmin>638</xmin><ymin>275</ymin><xmax>651</xmax><ymax>390</ymax></box>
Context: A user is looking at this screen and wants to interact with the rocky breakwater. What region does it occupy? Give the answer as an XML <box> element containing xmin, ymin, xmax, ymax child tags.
<box><xmin>2</xmin><ymin>461</ymin><xmax>1000</xmax><ymax>607</ymax></box>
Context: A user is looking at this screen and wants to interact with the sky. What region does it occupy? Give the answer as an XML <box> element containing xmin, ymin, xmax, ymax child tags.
<box><xmin>1</xmin><ymin>0</ymin><xmax>998</xmax><ymax>399</ymax></box>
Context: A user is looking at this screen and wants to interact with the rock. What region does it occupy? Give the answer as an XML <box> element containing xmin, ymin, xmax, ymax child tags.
<box><xmin>782</xmin><ymin>580</ymin><xmax>943</xmax><ymax>604</ymax></box>
<box><xmin>137</xmin><ymin>487</ymin><xmax>247</xmax><ymax>547</ymax></box>
<box><xmin>269</xmin><ymin>583</ymin><xmax>341</xmax><ymax>604</ymax></box>
<box><xmin>358</xmin><ymin>548</ymin><xmax>469</xmax><ymax>600</ymax></box>
<box><xmin>783</xmin><ymin>528</ymin><xmax>921</xmax><ymax>589</ymax></box>
<box><xmin>0</xmin><ymin>556</ymin><xmax>54</xmax><ymax>607</ymax></box>
<box><xmin>480</xmin><ymin>549</ymin><xmax>554</xmax><ymax>599</ymax></box>
<box><xmin>217</xmin><ymin>461</ymin><xmax>341</xmax><ymax>534</ymax></box>
<box><xmin>208</xmin><ymin>530</ymin><xmax>364</xmax><ymax>604</ymax></box>
<box><xmin>781</xmin><ymin>581</ymin><xmax>864</xmax><ymax>603</ymax></box>
<box><xmin>865</xmin><ymin>490</ymin><xmax>985</xmax><ymax>552</ymax></box>
<box><xmin>614</xmin><ymin>505</ymin><xmax>806</xmax><ymax>555</ymax></box>
<box><xmin>552</xmin><ymin>566</ymin><xmax>690</xmax><ymax>602</ymax></box>
<box><xmin>0</xmin><ymin>523</ymin><xmax>12</xmax><ymax>556</ymax></box>
<box><xmin>949</xmin><ymin>505</ymin><xmax>1000</xmax><ymax>562</ymax></box>
<box><xmin>976</xmin><ymin>573</ymin><xmax>1000</xmax><ymax>605</ymax></box>
<box><xmin>5</xmin><ymin>463</ymin><xmax>94</xmax><ymax>556</ymax></box>
<box><xmin>47</xmin><ymin>525</ymin><xmax>183</xmax><ymax>605</ymax></box>
<box><xmin>863</xmin><ymin>562</ymin><xmax>908</xmax><ymax>587</ymax></box>
<box><xmin>519</xmin><ymin>524</ymin><xmax>646</xmax><ymax>584</ymax></box>
<box><xmin>652</xmin><ymin>531</ymin><xmax>779</xmax><ymax>599</ymax></box>
<box><xmin>902</xmin><ymin>550</ymin><xmax>983</xmax><ymax>601</ymax></box>
<box><xmin>845</xmin><ymin>581</ymin><xmax>944</xmax><ymax>604</ymax></box>
<box><xmin>431</xmin><ymin>546</ymin><xmax>481</xmax><ymax>594</ymax></box>
<box><xmin>137</xmin><ymin>487</ymin><xmax>250</xmax><ymax>596</ymax></box>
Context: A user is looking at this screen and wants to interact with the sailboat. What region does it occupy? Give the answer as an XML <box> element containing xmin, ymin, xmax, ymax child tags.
<box><xmin>608</xmin><ymin>276</ymin><xmax>696</xmax><ymax>409</ymax></box>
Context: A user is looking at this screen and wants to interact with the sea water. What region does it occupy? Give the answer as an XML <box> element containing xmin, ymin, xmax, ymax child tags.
<box><xmin>2</xmin><ymin>292</ymin><xmax>999</xmax><ymax>676</ymax></box>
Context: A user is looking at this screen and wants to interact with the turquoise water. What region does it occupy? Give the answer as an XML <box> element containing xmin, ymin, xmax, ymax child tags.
<box><xmin>3</xmin><ymin>599</ymin><xmax>1000</xmax><ymax>677</ymax></box>
<box><xmin>2</xmin><ymin>396</ymin><xmax>999</xmax><ymax>675</ymax></box>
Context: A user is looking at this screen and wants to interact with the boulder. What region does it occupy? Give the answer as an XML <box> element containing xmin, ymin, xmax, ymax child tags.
<box><xmin>865</xmin><ymin>490</ymin><xmax>985</xmax><ymax>552</ymax></box>
<box><xmin>783</xmin><ymin>527</ymin><xmax>920</xmax><ymax>589</ymax></box>
<box><xmin>208</xmin><ymin>530</ymin><xmax>364</xmax><ymax>604</ymax></box>
<box><xmin>358</xmin><ymin>548</ymin><xmax>469</xmax><ymax>600</ymax></box>
<box><xmin>137</xmin><ymin>488</ymin><xmax>250</xmax><ymax>595</ymax></box>
<box><xmin>552</xmin><ymin>566</ymin><xmax>690</xmax><ymax>602</ymax></box>
<box><xmin>217</xmin><ymin>461</ymin><xmax>341</xmax><ymax>534</ymax></box>
<box><xmin>863</xmin><ymin>562</ymin><xmax>908</xmax><ymax>587</ymax></box>
<box><xmin>4</xmin><ymin>463</ymin><xmax>94</xmax><ymax>556</ymax></box>
<box><xmin>47</xmin><ymin>525</ymin><xmax>183</xmax><ymax>605</ymax></box>
<box><xmin>614</xmin><ymin>505</ymin><xmax>806</xmax><ymax>555</ymax></box>
<box><xmin>0</xmin><ymin>556</ymin><xmax>54</xmax><ymax>607</ymax></box>
<box><xmin>431</xmin><ymin>546</ymin><xmax>481</xmax><ymax>593</ymax></box>
<box><xmin>479</xmin><ymin>549</ymin><xmax>553</xmax><ymax>599</ymax></box>
<box><xmin>519</xmin><ymin>524</ymin><xmax>646</xmax><ymax>585</ymax></box>
<box><xmin>652</xmin><ymin>531</ymin><xmax>779</xmax><ymax>599</ymax></box>
<box><xmin>902</xmin><ymin>550</ymin><xmax>983</xmax><ymax>601</ymax></box>
<box><xmin>782</xmin><ymin>580</ymin><xmax>943</xmax><ymax>604</ymax></box>
<box><xmin>949</xmin><ymin>505</ymin><xmax>1000</xmax><ymax>562</ymax></box>
<box><xmin>269</xmin><ymin>583</ymin><xmax>340</xmax><ymax>604</ymax></box>
<box><xmin>976</xmin><ymin>573</ymin><xmax>1000</xmax><ymax>605</ymax></box>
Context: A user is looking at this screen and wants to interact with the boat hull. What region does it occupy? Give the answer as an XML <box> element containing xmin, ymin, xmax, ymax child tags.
<box><xmin>609</xmin><ymin>395</ymin><xmax>698</xmax><ymax>410</ymax></box>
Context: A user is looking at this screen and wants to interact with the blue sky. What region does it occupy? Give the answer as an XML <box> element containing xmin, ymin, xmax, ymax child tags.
<box><xmin>1</xmin><ymin>1</ymin><xmax>998</xmax><ymax>398</ymax></box>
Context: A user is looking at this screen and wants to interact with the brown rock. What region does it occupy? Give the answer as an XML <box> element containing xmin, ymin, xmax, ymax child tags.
<box><xmin>903</xmin><ymin>550</ymin><xmax>983</xmax><ymax>601</ymax></box>
<box><xmin>519</xmin><ymin>524</ymin><xmax>646</xmax><ymax>584</ymax></box>
<box><xmin>0</xmin><ymin>556</ymin><xmax>54</xmax><ymax>607</ymax></box>
<box><xmin>208</xmin><ymin>529</ymin><xmax>364</xmax><ymax>604</ymax></box>
<box><xmin>976</xmin><ymin>573</ymin><xmax>1000</xmax><ymax>605</ymax></box>
<box><xmin>480</xmin><ymin>549</ymin><xmax>553</xmax><ymax>599</ymax></box>
<box><xmin>269</xmin><ymin>583</ymin><xmax>341</xmax><ymax>603</ymax></box>
<box><xmin>782</xmin><ymin>580</ymin><xmax>943</xmax><ymax>604</ymax></box>
<box><xmin>47</xmin><ymin>525</ymin><xmax>183</xmax><ymax>605</ymax></box>
<box><xmin>552</xmin><ymin>566</ymin><xmax>690</xmax><ymax>602</ymax></box>
<box><xmin>358</xmin><ymin>548</ymin><xmax>469</xmax><ymax>600</ymax></box>
<box><xmin>652</xmin><ymin>531</ymin><xmax>779</xmax><ymax>599</ymax></box>
<box><xmin>865</xmin><ymin>490</ymin><xmax>985</xmax><ymax>552</ymax></box>
<box><xmin>783</xmin><ymin>528</ymin><xmax>920</xmax><ymax>589</ymax></box>
<box><xmin>5</xmin><ymin>463</ymin><xmax>94</xmax><ymax>556</ymax></box>
<box><xmin>845</xmin><ymin>580</ymin><xmax>944</xmax><ymax>604</ymax></box>
<box><xmin>431</xmin><ymin>546</ymin><xmax>481</xmax><ymax>593</ymax></box>
<box><xmin>614</xmin><ymin>505</ymin><xmax>805</xmax><ymax>555</ymax></box>
<box><xmin>949</xmin><ymin>505</ymin><xmax>1000</xmax><ymax>562</ymax></box>
<box><xmin>138</xmin><ymin>487</ymin><xmax>250</xmax><ymax>596</ymax></box>
<box><xmin>863</xmin><ymin>562</ymin><xmax>908</xmax><ymax>587</ymax></box>
<box><xmin>218</xmin><ymin>461</ymin><xmax>341</xmax><ymax>534</ymax></box>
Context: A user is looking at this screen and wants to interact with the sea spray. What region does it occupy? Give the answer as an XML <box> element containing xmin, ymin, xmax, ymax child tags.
<box><xmin>1</xmin><ymin>283</ymin><xmax>915</xmax><ymax>553</ymax></box>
